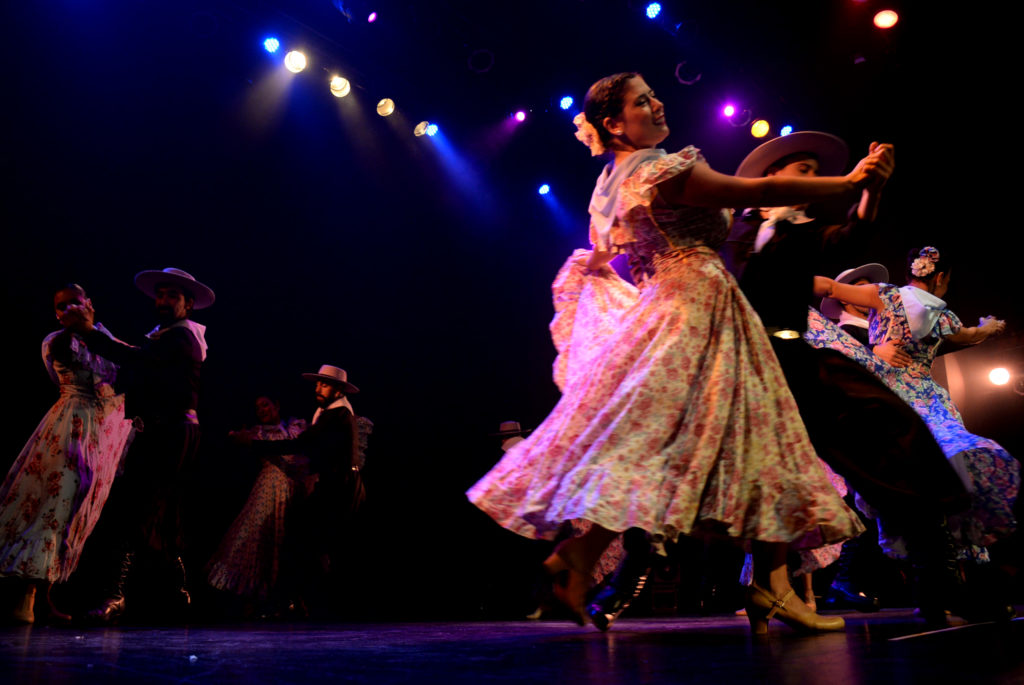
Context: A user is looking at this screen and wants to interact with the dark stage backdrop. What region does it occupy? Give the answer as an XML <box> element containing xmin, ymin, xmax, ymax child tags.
<box><xmin>3</xmin><ymin>1</ymin><xmax>1019</xmax><ymax>618</ymax></box>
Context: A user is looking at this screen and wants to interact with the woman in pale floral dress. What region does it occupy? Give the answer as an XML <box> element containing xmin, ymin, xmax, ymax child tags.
<box><xmin>207</xmin><ymin>396</ymin><xmax>310</xmax><ymax>614</ymax></box>
<box><xmin>810</xmin><ymin>247</ymin><xmax>1018</xmax><ymax>560</ymax></box>
<box><xmin>468</xmin><ymin>72</ymin><xmax>892</xmax><ymax>633</ymax></box>
<box><xmin>0</xmin><ymin>284</ymin><xmax>133</xmax><ymax>623</ymax></box>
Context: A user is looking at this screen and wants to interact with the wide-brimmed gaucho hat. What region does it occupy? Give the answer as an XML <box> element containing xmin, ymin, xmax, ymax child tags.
<box><xmin>134</xmin><ymin>267</ymin><xmax>216</xmax><ymax>310</ymax></box>
<box><xmin>820</xmin><ymin>263</ymin><xmax>889</xmax><ymax>320</ymax></box>
<box><xmin>735</xmin><ymin>131</ymin><xmax>849</xmax><ymax>178</ymax></box>
<box><xmin>301</xmin><ymin>364</ymin><xmax>360</xmax><ymax>394</ymax></box>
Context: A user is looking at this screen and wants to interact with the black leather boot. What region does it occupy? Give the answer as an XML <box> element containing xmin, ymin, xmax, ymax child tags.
<box><xmin>87</xmin><ymin>550</ymin><xmax>133</xmax><ymax>624</ymax></box>
<box><xmin>908</xmin><ymin>517</ymin><xmax>965</xmax><ymax>625</ymax></box>
<box><xmin>174</xmin><ymin>555</ymin><xmax>192</xmax><ymax>611</ymax></box>
<box><xmin>586</xmin><ymin>529</ymin><xmax>653</xmax><ymax>631</ymax></box>
<box><xmin>823</xmin><ymin>538</ymin><xmax>881</xmax><ymax>612</ymax></box>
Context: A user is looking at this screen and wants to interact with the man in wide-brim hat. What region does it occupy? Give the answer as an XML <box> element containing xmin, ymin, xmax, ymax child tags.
<box><xmin>718</xmin><ymin>134</ymin><xmax>1000</xmax><ymax>622</ymax></box>
<box><xmin>721</xmin><ymin>130</ymin><xmax>893</xmax><ymax>283</ymax></box>
<box><xmin>721</xmin><ymin>131</ymin><xmax>894</xmax><ymax>332</ymax></box>
<box><xmin>490</xmin><ymin>420</ymin><xmax>532</xmax><ymax>453</ymax></box>
<box><xmin>242</xmin><ymin>364</ymin><xmax>364</xmax><ymax>614</ymax></box>
<box><xmin>63</xmin><ymin>267</ymin><xmax>215</xmax><ymax>623</ymax></box>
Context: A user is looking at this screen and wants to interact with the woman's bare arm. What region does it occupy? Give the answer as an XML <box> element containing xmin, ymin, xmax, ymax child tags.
<box><xmin>945</xmin><ymin>316</ymin><xmax>1006</xmax><ymax>345</ymax></box>
<box><xmin>813</xmin><ymin>278</ymin><xmax>885</xmax><ymax>311</ymax></box>
<box><xmin>655</xmin><ymin>144</ymin><xmax>892</xmax><ymax>210</ymax></box>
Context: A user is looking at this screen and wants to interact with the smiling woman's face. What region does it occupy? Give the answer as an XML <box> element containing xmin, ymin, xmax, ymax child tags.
<box><xmin>603</xmin><ymin>76</ymin><xmax>669</xmax><ymax>150</ymax></box>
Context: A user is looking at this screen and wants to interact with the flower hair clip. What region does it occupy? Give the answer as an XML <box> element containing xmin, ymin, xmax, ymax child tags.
<box><xmin>910</xmin><ymin>246</ymin><xmax>940</xmax><ymax>278</ymax></box>
<box><xmin>573</xmin><ymin>112</ymin><xmax>605</xmax><ymax>157</ymax></box>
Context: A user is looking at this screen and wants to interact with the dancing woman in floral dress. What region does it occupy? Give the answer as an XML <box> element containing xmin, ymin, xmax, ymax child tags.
<box><xmin>0</xmin><ymin>285</ymin><xmax>133</xmax><ymax>623</ymax></box>
<box><xmin>469</xmin><ymin>72</ymin><xmax>892</xmax><ymax>633</ymax></box>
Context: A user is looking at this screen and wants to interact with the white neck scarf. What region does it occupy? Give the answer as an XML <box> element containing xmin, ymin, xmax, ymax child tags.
<box><xmin>312</xmin><ymin>396</ymin><xmax>354</xmax><ymax>425</ymax></box>
<box><xmin>899</xmin><ymin>285</ymin><xmax>947</xmax><ymax>340</ymax></box>
<box><xmin>146</xmin><ymin>318</ymin><xmax>209</xmax><ymax>361</ymax></box>
<box><xmin>588</xmin><ymin>148</ymin><xmax>666</xmax><ymax>248</ymax></box>
<box><xmin>753</xmin><ymin>206</ymin><xmax>813</xmax><ymax>253</ymax></box>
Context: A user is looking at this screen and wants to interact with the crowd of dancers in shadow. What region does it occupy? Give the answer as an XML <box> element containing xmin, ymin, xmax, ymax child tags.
<box><xmin>0</xmin><ymin>269</ymin><xmax>368</xmax><ymax>624</ymax></box>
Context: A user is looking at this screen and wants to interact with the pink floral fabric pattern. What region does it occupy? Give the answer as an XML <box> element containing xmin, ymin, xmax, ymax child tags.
<box><xmin>468</xmin><ymin>150</ymin><xmax>863</xmax><ymax>548</ymax></box>
<box><xmin>805</xmin><ymin>290</ymin><xmax>1019</xmax><ymax>549</ymax></box>
<box><xmin>550</xmin><ymin>249</ymin><xmax>639</xmax><ymax>392</ymax></box>
<box><xmin>0</xmin><ymin>327</ymin><xmax>133</xmax><ymax>582</ymax></box>
<box><xmin>207</xmin><ymin>419</ymin><xmax>310</xmax><ymax>599</ymax></box>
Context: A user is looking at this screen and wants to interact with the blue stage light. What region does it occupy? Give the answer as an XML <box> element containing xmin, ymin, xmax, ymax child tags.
<box><xmin>646</xmin><ymin>3</ymin><xmax>662</xmax><ymax>19</ymax></box>
<box><xmin>263</xmin><ymin>37</ymin><xmax>280</xmax><ymax>54</ymax></box>
<box><xmin>780</xmin><ymin>125</ymin><xmax>794</xmax><ymax>136</ymax></box>
<box><xmin>559</xmin><ymin>96</ymin><xmax>574</xmax><ymax>111</ymax></box>
<box><xmin>538</xmin><ymin>184</ymin><xmax>551</xmax><ymax>195</ymax></box>
<box><xmin>426</xmin><ymin>124</ymin><xmax>439</xmax><ymax>137</ymax></box>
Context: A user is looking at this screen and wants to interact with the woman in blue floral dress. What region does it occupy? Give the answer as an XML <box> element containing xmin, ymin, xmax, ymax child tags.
<box><xmin>810</xmin><ymin>246</ymin><xmax>1018</xmax><ymax>557</ymax></box>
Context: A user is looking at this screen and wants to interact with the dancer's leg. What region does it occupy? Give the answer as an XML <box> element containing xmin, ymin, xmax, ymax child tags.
<box><xmin>748</xmin><ymin>542</ymin><xmax>844</xmax><ymax>634</ymax></box>
<box><xmin>542</xmin><ymin>522</ymin><xmax>618</xmax><ymax>624</ymax></box>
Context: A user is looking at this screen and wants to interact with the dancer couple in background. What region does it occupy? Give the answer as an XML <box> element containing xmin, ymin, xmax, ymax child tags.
<box><xmin>0</xmin><ymin>267</ymin><xmax>213</xmax><ymax>625</ymax></box>
<box><xmin>468</xmin><ymin>71</ymin><xmax>1015</xmax><ymax>633</ymax></box>
<box><xmin>812</xmin><ymin>249</ymin><xmax>1017</xmax><ymax>597</ymax></box>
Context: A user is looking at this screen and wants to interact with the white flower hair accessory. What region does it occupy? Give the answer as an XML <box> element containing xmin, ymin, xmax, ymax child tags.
<box><xmin>910</xmin><ymin>246</ymin><xmax>940</xmax><ymax>278</ymax></box>
<box><xmin>573</xmin><ymin>112</ymin><xmax>605</xmax><ymax>157</ymax></box>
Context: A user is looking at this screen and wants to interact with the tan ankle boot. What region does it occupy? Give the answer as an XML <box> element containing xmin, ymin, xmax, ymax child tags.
<box><xmin>12</xmin><ymin>584</ymin><xmax>36</xmax><ymax>624</ymax></box>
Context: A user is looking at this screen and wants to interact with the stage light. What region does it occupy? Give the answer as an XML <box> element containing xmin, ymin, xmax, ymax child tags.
<box><xmin>426</xmin><ymin>124</ymin><xmax>438</xmax><ymax>137</ymax></box>
<box><xmin>514</xmin><ymin>110</ymin><xmax>527</xmax><ymax>122</ymax></box>
<box><xmin>990</xmin><ymin>367</ymin><xmax>1011</xmax><ymax>385</ymax></box>
<box><xmin>780</xmin><ymin>125</ymin><xmax>794</xmax><ymax>136</ymax></box>
<box><xmin>723</xmin><ymin>104</ymin><xmax>736</xmax><ymax>118</ymax></box>
<box><xmin>368</xmin><ymin>11</ymin><xmax>377</xmax><ymax>22</ymax></box>
<box><xmin>772</xmin><ymin>329</ymin><xmax>801</xmax><ymax>340</ymax></box>
<box><xmin>330</xmin><ymin>76</ymin><xmax>351</xmax><ymax>97</ymax></box>
<box><xmin>646</xmin><ymin>3</ymin><xmax>662</xmax><ymax>19</ymax></box>
<box><xmin>559</xmin><ymin>96</ymin><xmax>574</xmax><ymax>111</ymax></box>
<box><xmin>874</xmin><ymin>10</ymin><xmax>898</xmax><ymax>29</ymax></box>
<box><xmin>751</xmin><ymin>119</ymin><xmax>770</xmax><ymax>138</ymax></box>
<box><xmin>377</xmin><ymin>98</ymin><xmax>395</xmax><ymax>116</ymax></box>
<box><xmin>284</xmin><ymin>51</ymin><xmax>307</xmax><ymax>73</ymax></box>
<box><xmin>414</xmin><ymin>121</ymin><xmax>429</xmax><ymax>137</ymax></box>
<box><xmin>263</xmin><ymin>37</ymin><xmax>280</xmax><ymax>54</ymax></box>
<box><xmin>538</xmin><ymin>184</ymin><xmax>551</xmax><ymax>195</ymax></box>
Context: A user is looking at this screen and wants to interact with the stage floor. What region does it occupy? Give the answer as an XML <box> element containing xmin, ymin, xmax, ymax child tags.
<box><xmin>3</xmin><ymin>610</ymin><xmax>1023</xmax><ymax>684</ymax></box>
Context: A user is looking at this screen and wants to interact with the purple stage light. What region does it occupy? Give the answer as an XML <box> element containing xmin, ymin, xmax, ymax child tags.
<box><xmin>514</xmin><ymin>111</ymin><xmax>527</xmax><ymax>122</ymax></box>
<box><xmin>723</xmin><ymin>104</ymin><xmax>736</xmax><ymax>118</ymax></box>
<box><xmin>368</xmin><ymin>11</ymin><xmax>377</xmax><ymax>23</ymax></box>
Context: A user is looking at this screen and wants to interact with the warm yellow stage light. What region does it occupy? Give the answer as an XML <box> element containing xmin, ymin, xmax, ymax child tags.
<box><xmin>751</xmin><ymin>119</ymin><xmax>770</xmax><ymax>138</ymax></box>
<box><xmin>376</xmin><ymin>98</ymin><xmax>395</xmax><ymax>116</ymax></box>
<box><xmin>330</xmin><ymin>76</ymin><xmax>351</xmax><ymax>97</ymax></box>
<box><xmin>771</xmin><ymin>329</ymin><xmax>801</xmax><ymax>340</ymax></box>
<box><xmin>284</xmin><ymin>51</ymin><xmax>307</xmax><ymax>73</ymax></box>
<box><xmin>414</xmin><ymin>121</ymin><xmax>429</xmax><ymax>137</ymax></box>
<box><xmin>874</xmin><ymin>10</ymin><xmax>899</xmax><ymax>29</ymax></box>
<box><xmin>990</xmin><ymin>367</ymin><xmax>1011</xmax><ymax>385</ymax></box>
